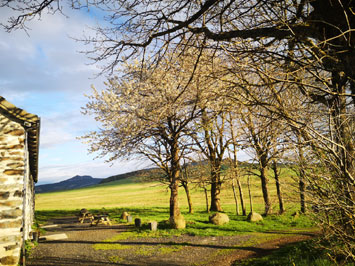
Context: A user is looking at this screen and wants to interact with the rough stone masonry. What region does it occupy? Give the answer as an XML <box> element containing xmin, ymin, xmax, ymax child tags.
<box><xmin>0</xmin><ymin>97</ymin><xmax>39</xmax><ymax>266</ymax></box>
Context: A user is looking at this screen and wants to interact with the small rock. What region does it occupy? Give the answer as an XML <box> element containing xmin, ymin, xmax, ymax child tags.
<box><xmin>127</xmin><ymin>215</ymin><xmax>133</xmax><ymax>223</ymax></box>
<box><xmin>246</xmin><ymin>212</ymin><xmax>263</xmax><ymax>222</ymax></box>
<box><xmin>209</xmin><ymin>213</ymin><xmax>230</xmax><ymax>225</ymax></box>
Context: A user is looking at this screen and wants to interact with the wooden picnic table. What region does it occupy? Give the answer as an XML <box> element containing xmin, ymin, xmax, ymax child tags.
<box><xmin>91</xmin><ymin>215</ymin><xmax>112</xmax><ymax>226</ymax></box>
<box><xmin>78</xmin><ymin>209</ymin><xmax>94</xmax><ymax>223</ymax></box>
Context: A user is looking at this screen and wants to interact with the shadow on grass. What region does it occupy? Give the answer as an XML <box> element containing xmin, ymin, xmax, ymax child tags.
<box><xmin>27</xmin><ymin>256</ymin><xmax>125</xmax><ymax>266</ymax></box>
<box><xmin>39</xmin><ymin>239</ymin><xmax>271</xmax><ymax>253</ymax></box>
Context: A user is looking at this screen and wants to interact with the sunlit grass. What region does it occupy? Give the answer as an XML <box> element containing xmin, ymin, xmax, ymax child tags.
<box><xmin>35</xmin><ymin>168</ymin><xmax>300</xmax><ymax>213</ymax></box>
<box><xmin>238</xmin><ymin>239</ymin><xmax>355</xmax><ymax>266</ymax></box>
<box><xmin>33</xmin><ymin>169</ymin><xmax>322</xmax><ymax>265</ymax></box>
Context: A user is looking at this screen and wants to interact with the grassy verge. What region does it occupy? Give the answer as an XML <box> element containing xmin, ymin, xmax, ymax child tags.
<box><xmin>35</xmin><ymin>206</ymin><xmax>316</xmax><ymax>237</ymax></box>
<box><xmin>238</xmin><ymin>239</ymin><xmax>355</xmax><ymax>266</ymax></box>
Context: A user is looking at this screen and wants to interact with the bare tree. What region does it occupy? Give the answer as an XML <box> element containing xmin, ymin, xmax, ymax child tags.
<box><xmin>239</xmin><ymin>105</ymin><xmax>285</xmax><ymax>216</ymax></box>
<box><xmin>271</xmin><ymin>160</ymin><xmax>285</xmax><ymax>214</ymax></box>
<box><xmin>226</xmin><ymin>112</ymin><xmax>246</xmax><ymax>216</ymax></box>
<box><xmin>81</xmin><ymin>50</ymin><xmax>209</xmax><ymax>219</ymax></box>
<box><xmin>180</xmin><ymin>159</ymin><xmax>194</xmax><ymax>214</ymax></box>
<box><xmin>192</xmin><ymin>110</ymin><xmax>231</xmax><ymax>212</ymax></box>
<box><xmin>4</xmin><ymin>0</ymin><xmax>355</xmax><ymax>259</ymax></box>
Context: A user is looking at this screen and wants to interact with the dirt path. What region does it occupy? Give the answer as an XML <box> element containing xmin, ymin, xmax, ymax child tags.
<box><xmin>26</xmin><ymin>217</ymin><xmax>318</xmax><ymax>266</ymax></box>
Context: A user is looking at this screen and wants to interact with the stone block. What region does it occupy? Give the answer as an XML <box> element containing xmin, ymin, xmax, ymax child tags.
<box><xmin>0</xmin><ymin>235</ymin><xmax>21</xmax><ymax>245</ymax></box>
<box><xmin>0</xmin><ymin>208</ymin><xmax>22</xmax><ymax>219</ymax></box>
<box><xmin>149</xmin><ymin>221</ymin><xmax>158</xmax><ymax>231</ymax></box>
<box><xmin>0</xmin><ymin>220</ymin><xmax>22</xmax><ymax>229</ymax></box>
<box><xmin>4</xmin><ymin>244</ymin><xmax>18</xmax><ymax>251</ymax></box>
<box><xmin>13</xmin><ymin>190</ymin><xmax>23</xmax><ymax>197</ymax></box>
<box><xmin>134</xmin><ymin>218</ymin><xmax>142</xmax><ymax>227</ymax></box>
<box><xmin>6</xmin><ymin>163</ymin><xmax>25</xmax><ymax>168</ymax></box>
<box><xmin>0</xmin><ymin>192</ymin><xmax>10</xmax><ymax>200</ymax></box>
<box><xmin>0</xmin><ymin>255</ymin><xmax>18</xmax><ymax>265</ymax></box>
<box><xmin>9</xmin><ymin>151</ymin><xmax>24</xmax><ymax>156</ymax></box>
<box><xmin>127</xmin><ymin>215</ymin><xmax>132</xmax><ymax>223</ymax></box>
<box><xmin>3</xmin><ymin>170</ymin><xmax>24</xmax><ymax>176</ymax></box>
<box><xmin>0</xmin><ymin>200</ymin><xmax>22</xmax><ymax>208</ymax></box>
<box><xmin>7</xmin><ymin>144</ymin><xmax>24</xmax><ymax>150</ymax></box>
<box><xmin>8</xmin><ymin>130</ymin><xmax>25</xmax><ymax>136</ymax></box>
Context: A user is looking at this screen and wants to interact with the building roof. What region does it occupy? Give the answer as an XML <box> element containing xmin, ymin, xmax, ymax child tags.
<box><xmin>0</xmin><ymin>96</ymin><xmax>40</xmax><ymax>182</ymax></box>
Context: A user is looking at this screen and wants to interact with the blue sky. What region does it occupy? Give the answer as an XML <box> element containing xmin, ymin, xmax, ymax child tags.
<box><xmin>0</xmin><ymin>6</ymin><xmax>251</xmax><ymax>185</ymax></box>
<box><xmin>0</xmin><ymin>7</ymin><xmax>150</xmax><ymax>184</ymax></box>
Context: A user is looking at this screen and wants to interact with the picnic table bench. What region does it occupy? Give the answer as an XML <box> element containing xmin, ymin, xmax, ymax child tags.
<box><xmin>90</xmin><ymin>215</ymin><xmax>112</xmax><ymax>226</ymax></box>
<box><xmin>78</xmin><ymin>209</ymin><xmax>94</xmax><ymax>223</ymax></box>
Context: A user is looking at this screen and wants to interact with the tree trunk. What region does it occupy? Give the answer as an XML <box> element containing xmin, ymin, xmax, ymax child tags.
<box><xmin>260</xmin><ymin>166</ymin><xmax>272</xmax><ymax>216</ymax></box>
<box><xmin>299</xmin><ymin>172</ymin><xmax>306</xmax><ymax>213</ymax></box>
<box><xmin>248</xmin><ymin>175</ymin><xmax>253</xmax><ymax>213</ymax></box>
<box><xmin>204</xmin><ymin>186</ymin><xmax>209</xmax><ymax>213</ymax></box>
<box><xmin>210</xmin><ymin>167</ymin><xmax>223</xmax><ymax>212</ymax></box>
<box><xmin>182</xmin><ymin>181</ymin><xmax>193</xmax><ymax>214</ymax></box>
<box><xmin>231</xmin><ymin>145</ymin><xmax>246</xmax><ymax>216</ymax></box>
<box><xmin>231</xmin><ymin>179</ymin><xmax>239</xmax><ymax>215</ymax></box>
<box><xmin>169</xmin><ymin>138</ymin><xmax>181</xmax><ymax>217</ymax></box>
<box><xmin>296</xmin><ymin>134</ymin><xmax>306</xmax><ymax>214</ymax></box>
<box><xmin>169</xmin><ymin>178</ymin><xmax>180</xmax><ymax>217</ymax></box>
<box><xmin>236</xmin><ymin>178</ymin><xmax>247</xmax><ymax>216</ymax></box>
<box><xmin>272</xmin><ymin>160</ymin><xmax>285</xmax><ymax>214</ymax></box>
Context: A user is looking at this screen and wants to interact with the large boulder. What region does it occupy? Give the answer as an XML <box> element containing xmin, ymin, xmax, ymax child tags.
<box><xmin>247</xmin><ymin>212</ymin><xmax>263</xmax><ymax>222</ymax></box>
<box><xmin>209</xmin><ymin>212</ymin><xmax>230</xmax><ymax>225</ymax></box>
<box><xmin>169</xmin><ymin>215</ymin><xmax>186</xmax><ymax>229</ymax></box>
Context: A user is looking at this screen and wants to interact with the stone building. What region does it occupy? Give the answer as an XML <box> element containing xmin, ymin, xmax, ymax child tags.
<box><xmin>0</xmin><ymin>97</ymin><xmax>40</xmax><ymax>266</ymax></box>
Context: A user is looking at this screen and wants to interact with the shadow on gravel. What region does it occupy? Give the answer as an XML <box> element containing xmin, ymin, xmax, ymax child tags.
<box><xmin>29</xmin><ymin>256</ymin><xmax>186</xmax><ymax>266</ymax></box>
<box><xmin>39</xmin><ymin>239</ymin><xmax>274</xmax><ymax>254</ymax></box>
<box><xmin>26</xmin><ymin>256</ymin><xmax>128</xmax><ymax>266</ymax></box>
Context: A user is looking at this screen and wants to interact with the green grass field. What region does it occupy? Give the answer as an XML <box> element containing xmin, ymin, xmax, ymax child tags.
<box><xmin>35</xmin><ymin>169</ymin><xmax>346</xmax><ymax>265</ymax></box>
<box><xmin>35</xmin><ymin>169</ymin><xmax>314</xmax><ymax>236</ymax></box>
<box><xmin>35</xmin><ymin>168</ymin><xmax>300</xmax><ymax>212</ymax></box>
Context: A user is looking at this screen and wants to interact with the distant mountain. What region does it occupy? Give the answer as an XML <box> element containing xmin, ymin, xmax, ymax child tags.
<box><xmin>35</xmin><ymin>175</ymin><xmax>103</xmax><ymax>193</ymax></box>
<box><xmin>100</xmin><ymin>168</ymin><xmax>163</xmax><ymax>184</ymax></box>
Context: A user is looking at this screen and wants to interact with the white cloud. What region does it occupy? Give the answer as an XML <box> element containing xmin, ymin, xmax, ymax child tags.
<box><xmin>38</xmin><ymin>158</ymin><xmax>152</xmax><ymax>185</ymax></box>
<box><xmin>0</xmin><ymin>7</ymin><xmax>159</xmax><ymax>185</ymax></box>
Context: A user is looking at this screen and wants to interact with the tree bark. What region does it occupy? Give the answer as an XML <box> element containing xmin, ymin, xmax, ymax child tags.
<box><xmin>296</xmin><ymin>134</ymin><xmax>306</xmax><ymax>214</ymax></box>
<box><xmin>169</xmin><ymin>178</ymin><xmax>180</xmax><ymax>217</ymax></box>
<box><xmin>299</xmin><ymin>172</ymin><xmax>306</xmax><ymax>214</ymax></box>
<box><xmin>248</xmin><ymin>175</ymin><xmax>253</xmax><ymax>213</ymax></box>
<box><xmin>236</xmin><ymin>178</ymin><xmax>247</xmax><ymax>216</ymax></box>
<box><xmin>182</xmin><ymin>181</ymin><xmax>193</xmax><ymax>214</ymax></box>
<box><xmin>231</xmin><ymin>178</ymin><xmax>239</xmax><ymax>215</ymax></box>
<box><xmin>272</xmin><ymin>160</ymin><xmax>285</xmax><ymax>214</ymax></box>
<box><xmin>210</xmin><ymin>166</ymin><xmax>223</xmax><ymax>212</ymax></box>
<box><xmin>232</xmin><ymin>148</ymin><xmax>247</xmax><ymax>216</ymax></box>
<box><xmin>204</xmin><ymin>187</ymin><xmax>209</xmax><ymax>213</ymax></box>
<box><xmin>169</xmin><ymin>137</ymin><xmax>181</xmax><ymax>217</ymax></box>
<box><xmin>260</xmin><ymin>166</ymin><xmax>272</xmax><ymax>216</ymax></box>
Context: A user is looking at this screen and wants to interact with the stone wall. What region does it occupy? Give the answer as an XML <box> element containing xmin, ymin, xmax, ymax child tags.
<box><xmin>0</xmin><ymin>113</ymin><xmax>28</xmax><ymax>266</ymax></box>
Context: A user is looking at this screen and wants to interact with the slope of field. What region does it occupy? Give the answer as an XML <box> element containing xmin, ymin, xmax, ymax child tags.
<box><xmin>35</xmin><ymin>169</ymin><xmax>300</xmax><ymax>212</ymax></box>
<box><xmin>35</xmin><ymin>175</ymin><xmax>103</xmax><ymax>193</ymax></box>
